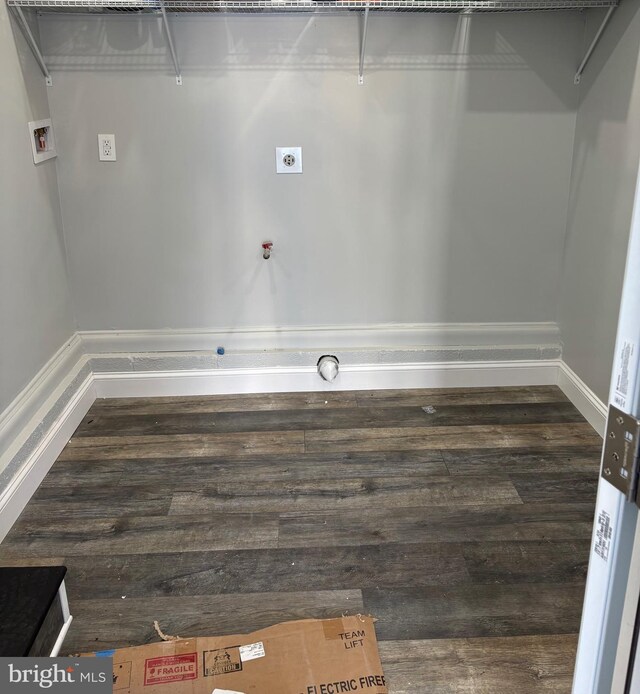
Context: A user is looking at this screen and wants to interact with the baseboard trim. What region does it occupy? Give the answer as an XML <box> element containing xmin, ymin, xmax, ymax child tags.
<box><xmin>557</xmin><ymin>361</ymin><xmax>607</xmax><ymax>436</ymax></box>
<box><xmin>0</xmin><ymin>335</ymin><xmax>84</xmax><ymax>464</ymax></box>
<box><xmin>93</xmin><ymin>360</ymin><xmax>560</xmax><ymax>398</ymax></box>
<box><xmin>80</xmin><ymin>322</ymin><xmax>561</xmax><ymax>354</ymax></box>
<box><xmin>0</xmin><ymin>375</ymin><xmax>95</xmax><ymax>542</ymax></box>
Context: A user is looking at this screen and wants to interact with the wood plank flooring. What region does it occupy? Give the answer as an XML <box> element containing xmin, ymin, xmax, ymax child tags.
<box><xmin>0</xmin><ymin>385</ymin><xmax>602</xmax><ymax>692</ymax></box>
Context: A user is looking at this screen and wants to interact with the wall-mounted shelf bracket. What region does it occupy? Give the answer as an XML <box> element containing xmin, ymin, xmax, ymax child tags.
<box><xmin>11</xmin><ymin>4</ymin><xmax>52</xmax><ymax>86</ymax></box>
<box><xmin>159</xmin><ymin>0</ymin><xmax>182</xmax><ymax>85</ymax></box>
<box><xmin>358</xmin><ymin>4</ymin><xmax>370</xmax><ymax>85</ymax></box>
<box><xmin>574</xmin><ymin>4</ymin><xmax>616</xmax><ymax>84</ymax></box>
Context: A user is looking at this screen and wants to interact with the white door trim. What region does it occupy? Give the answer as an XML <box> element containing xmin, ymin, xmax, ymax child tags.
<box><xmin>573</xmin><ymin>156</ymin><xmax>640</xmax><ymax>693</ymax></box>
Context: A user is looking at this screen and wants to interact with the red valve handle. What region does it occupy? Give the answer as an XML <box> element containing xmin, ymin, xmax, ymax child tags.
<box><xmin>262</xmin><ymin>242</ymin><xmax>273</xmax><ymax>249</ymax></box>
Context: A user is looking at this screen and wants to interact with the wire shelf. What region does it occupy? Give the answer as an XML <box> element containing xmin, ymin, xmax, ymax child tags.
<box><xmin>7</xmin><ymin>0</ymin><xmax>619</xmax><ymax>87</ymax></box>
<box><xmin>5</xmin><ymin>0</ymin><xmax>620</xmax><ymax>14</ymax></box>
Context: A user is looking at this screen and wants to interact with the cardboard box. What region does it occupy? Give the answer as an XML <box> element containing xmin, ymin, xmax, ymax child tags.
<box><xmin>90</xmin><ymin>616</ymin><xmax>388</xmax><ymax>694</ymax></box>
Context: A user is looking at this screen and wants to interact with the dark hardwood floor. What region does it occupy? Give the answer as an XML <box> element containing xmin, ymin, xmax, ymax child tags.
<box><xmin>0</xmin><ymin>386</ymin><xmax>602</xmax><ymax>692</ymax></box>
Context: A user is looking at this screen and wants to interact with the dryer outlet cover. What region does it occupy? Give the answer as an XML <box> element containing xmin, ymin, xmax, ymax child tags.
<box><xmin>276</xmin><ymin>147</ymin><xmax>302</xmax><ymax>174</ymax></box>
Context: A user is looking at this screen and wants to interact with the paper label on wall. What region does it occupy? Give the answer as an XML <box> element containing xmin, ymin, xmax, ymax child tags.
<box><xmin>614</xmin><ymin>340</ymin><xmax>638</xmax><ymax>410</ymax></box>
<box><xmin>238</xmin><ymin>642</ymin><xmax>265</xmax><ymax>663</ymax></box>
<box><xmin>594</xmin><ymin>509</ymin><xmax>613</xmax><ymax>562</ymax></box>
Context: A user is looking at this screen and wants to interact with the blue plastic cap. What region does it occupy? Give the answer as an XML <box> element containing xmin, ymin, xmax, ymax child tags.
<box><xmin>217</xmin><ymin>347</ymin><xmax>225</xmax><ymax>355</ymax></box>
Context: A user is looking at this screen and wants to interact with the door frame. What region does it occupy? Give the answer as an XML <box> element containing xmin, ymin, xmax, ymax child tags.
<box><xmin>573</xmin><ymin>161</ymin><xmax>640</xmax><ymax>693</ymax></box>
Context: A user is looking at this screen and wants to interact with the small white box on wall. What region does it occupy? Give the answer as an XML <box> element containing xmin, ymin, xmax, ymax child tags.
<box><xmin>28</xmin><ymin>118</ymin><xmax>56</xmax><ymax>164</ymax></box>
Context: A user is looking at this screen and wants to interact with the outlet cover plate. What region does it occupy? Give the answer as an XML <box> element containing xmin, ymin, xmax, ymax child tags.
<box><xmin>276</xmin><ymin>147</ymin><xmax>302</xmax><ymax>174</ymax></box>
<box><xmin>98</xmin><ymin>134</ymin><xmax>116</xmax><ymax>162</ymax></box>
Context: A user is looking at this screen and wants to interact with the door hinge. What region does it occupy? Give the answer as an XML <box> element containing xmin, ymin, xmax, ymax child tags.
<box><xmin>602</xmin><ymin>404</ymin><xmax>640</xmax><ymax>506</ymax></box>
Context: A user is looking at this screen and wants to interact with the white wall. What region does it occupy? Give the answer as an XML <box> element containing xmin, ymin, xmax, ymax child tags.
<box><xmin>40</xmin><ymin>11</ymin><xmax>581</xmax><ymax>332</ymax></box>
<box><xmin>559</xmin><ymin>0</ymin><xmax>640</xmax><ymax>404</ymax></box>
<box><xmin>0</xmin><ymin>6</ymin><xmax>75</xmax><ymax>416</ymax></box>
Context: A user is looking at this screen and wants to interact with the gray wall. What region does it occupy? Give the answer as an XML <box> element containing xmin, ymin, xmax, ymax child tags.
<box><xmin>0</xmin><ymin>6</ymin><xmax>75</xmax><ymax>415</ymax></box>
<box><xmin>41</xmin><ymin>11</ymin><xmax>581</xmax><ymax>331</ymax></box>
<box><xmin>559</xmin><ymin>0</ymin><xmax>640</xmax><ymax>403</ymax></box>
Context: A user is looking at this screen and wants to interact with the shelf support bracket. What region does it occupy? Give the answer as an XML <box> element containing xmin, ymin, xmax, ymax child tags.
<box><xmin>12</xmin><ymin>5</ymin><xmax>52</xmax><ymax>86</ymax></box>
<box><xmin>358</xmin><ymin>4</ymin><xmax>370</xmax><ymax>86</ymax></box>
<box><xmin>574</xmin><ymin>4</ymin><xmax>616</xmax><ymax>85</ymax></box>
<box><xmin>159</xmin><ymin>0</ymin><xmax>182</xmax><ymax>86</ymax></box>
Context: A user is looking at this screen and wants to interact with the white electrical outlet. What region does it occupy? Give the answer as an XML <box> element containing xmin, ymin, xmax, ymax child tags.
<box><xmin>98</xmin><ymin>134</ymin><xmax>116</xmax><ymax>162</ymax></box>
<box><xmin>276</xmin><ymin>147</ymin><xmax>302</xmax><ymax>174</ymax></box>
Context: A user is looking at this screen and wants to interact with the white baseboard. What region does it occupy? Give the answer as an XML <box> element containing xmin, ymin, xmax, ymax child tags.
<box><xmin>0</xmin><ymin>375</ymin><xmax>95</xmax><ymax>542</ymax></box>
<box><xmin>93</xmin><ymin>360</ymin><xmax>560</xmax><ymax>398</ymax></box>
<box><xmin>0</xmin><ymin>335</ymin><xmax>84</xmax><ymax>465</ymax></box>
<box><xmin>80</xmin><ymin>321</ymin><xmax>561</xmax><ymax>354</ymax></box>
<box><xmin>557</xmin><ymin>361</ymin><xmax>607</xmax><ymax>436</ymax></box>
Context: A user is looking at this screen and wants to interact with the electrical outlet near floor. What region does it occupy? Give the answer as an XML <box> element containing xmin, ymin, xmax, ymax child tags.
<box><xmin>98</xmin><ymin>134</ymin><xmax>116</xmax><ymax>162</ymax></box>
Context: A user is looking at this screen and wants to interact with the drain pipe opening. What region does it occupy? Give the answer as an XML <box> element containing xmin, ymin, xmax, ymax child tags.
<box><xmin>317</xmin><ymin>355</ymin><xmax>339</xmax><ymax>382</ymax></box>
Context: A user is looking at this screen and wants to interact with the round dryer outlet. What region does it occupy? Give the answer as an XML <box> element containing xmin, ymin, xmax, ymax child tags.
<box><xmin>276</xmin><ymin>147</ymin><xmax>303</xmax><ymax>174</ymax></box>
